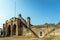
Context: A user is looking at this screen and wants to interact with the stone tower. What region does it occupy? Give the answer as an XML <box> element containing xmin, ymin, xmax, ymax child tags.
<box><xmin>27</xmin><ymin>17</ymin><xmax>31</xmax><ymax>27</ymax></box>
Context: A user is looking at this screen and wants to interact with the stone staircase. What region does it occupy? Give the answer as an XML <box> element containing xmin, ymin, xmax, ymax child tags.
<box><xmin>20</xmin><ymin>18</ymin><xmax>39</xmax><ymax>38</ymax></box>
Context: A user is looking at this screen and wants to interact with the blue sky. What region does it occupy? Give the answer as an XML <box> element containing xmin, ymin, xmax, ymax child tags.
<box><xmin>0</xmin><ymin>0</ymin><xmax>60</xmax><ymax>28</ymax></box>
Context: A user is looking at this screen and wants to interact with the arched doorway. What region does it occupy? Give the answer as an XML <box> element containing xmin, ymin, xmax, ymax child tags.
<box><xmin>13</xmin><ymin>24</ymin><xmax>16</xmax><ymax>35</ymax></box>
<box><xmin>18</xmin><ymin>22</ymin><xmax>23</xmax><ymax>36</ymax></box>
<box><xmin>7</xmin><ymin>25</ymin><xmax>11</xmax><ymax>36</ymax></box>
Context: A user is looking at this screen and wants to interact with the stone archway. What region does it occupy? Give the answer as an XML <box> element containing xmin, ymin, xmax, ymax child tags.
<box><xmin>13</xmin><ymin>24</ymin><xmax>16</xmax><ymax>35</ymax></box>
<box><xmin>7</xmin><ymin>25</ymin><xmax>11</xmax><ymax>36</ymax></box>
<box><xmin>18</xmin><ymin>22</ymin><xmax>23</xmax><ymax>36</ymax></box>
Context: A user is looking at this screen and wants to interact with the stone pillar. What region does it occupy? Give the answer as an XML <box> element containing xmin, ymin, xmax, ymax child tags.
<box><xmin>3</xmin><ymin>24</ymin><xmax>5</xmax><ymax>36</ymax></box>
<box><xmin>11</xmin><ymin>20</ymin><xmax>13</xmax><ymax>36</ymax></box>
<box><xmin>5</xmin><ymin>20</ymin><xmax>8</xmax><ymax>36</ymax></box>
<box><xmin>16</xmin><ymin>20</ymin><xmax>18</xmax><ymax>36</ymax></box>
<box><xmin>5</xmin><ymin>27</ymin><xmax>8</xmax><ymax>36</ymax></box>
<box><xmin>11</xmin><ymin>26</ymin><xmax>12</xmax><ymax>36</ymax></box>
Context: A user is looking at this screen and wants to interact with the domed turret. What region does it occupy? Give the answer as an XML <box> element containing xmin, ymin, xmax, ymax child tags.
<box><xmin>27</xmin><ymin>17</ymin><xmax>30</xmax><ymax>20</ymax></box>
<box><xmin>18</xmin><ymin>14</ymin><xmax>22</xmax><ymax>19</ymax></box>
<box><xmin>19</xmin><ymin>14</ymin><xmax>21</xmax><ymax>17</ymax></box>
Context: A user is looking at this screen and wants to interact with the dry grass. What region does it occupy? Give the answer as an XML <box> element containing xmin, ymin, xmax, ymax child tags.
<box><xmin>0</xmin><ymin>36</ymin><xmax>40</xmax><ymax>40</ymax></box>
<box><xmin>0</xmin><ymin>36</ymin><xmax>60</xmax><ymax>40</ymax></box>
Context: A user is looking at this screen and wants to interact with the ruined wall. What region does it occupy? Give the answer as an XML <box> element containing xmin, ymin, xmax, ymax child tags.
<box><xmin>3</xmin><ymin>14</ymin><xmax>60</xmax><ymax>38</ymax></box>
